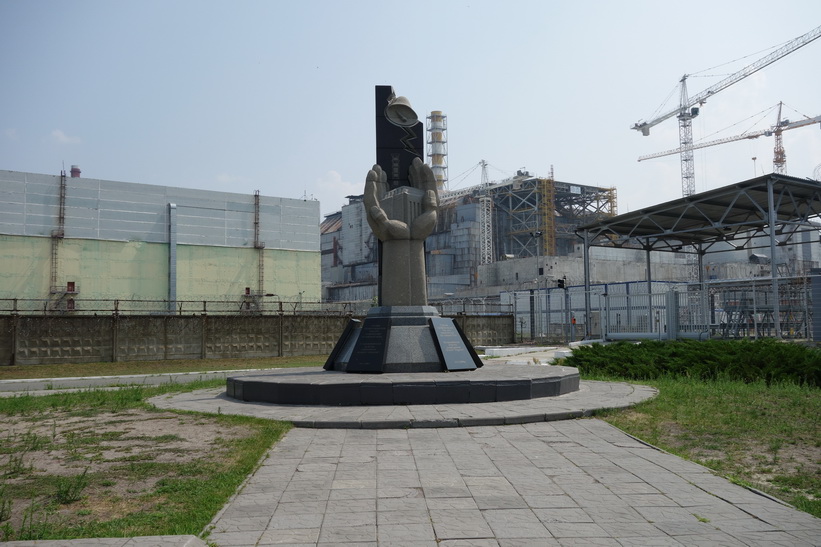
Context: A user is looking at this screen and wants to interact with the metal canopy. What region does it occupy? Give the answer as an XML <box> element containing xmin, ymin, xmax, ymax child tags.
<box><xmin>575</xmin><ymin>173</ymin><xmax>821</xmax><ymax>340</ymax></box>
<box><xmin>577</xmin><ymin>174</ymin><xmax>821</xmax><ymax>254</ymax></box>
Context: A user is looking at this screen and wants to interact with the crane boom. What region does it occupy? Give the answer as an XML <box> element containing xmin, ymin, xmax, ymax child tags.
<box><xmin>637</xmin><ymin>114</ymin><xmax>821</xmax><ymax>162</ymax></box>
<box><xmin>632</xmin><ymin>25</ymin><xmax>821</xmax><ymax>135</ymax></box>
<box><xmin>638</xmin><ymin>131</ymin><xmax>769</xmax><ymax>161</ymax></box>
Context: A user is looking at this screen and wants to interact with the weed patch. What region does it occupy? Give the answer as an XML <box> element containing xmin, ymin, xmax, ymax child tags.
<box><xmin>0</xmin><ymin>386</ymin><xmax>290</xmax><ymax>541</ymax></box>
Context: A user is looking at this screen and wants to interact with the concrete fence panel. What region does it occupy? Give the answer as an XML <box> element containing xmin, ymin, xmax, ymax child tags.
<box><xmin>1</xmin><ymin>313</ymin><xmax>515</xmax><ymax>366</ymax></box>
<box><xmin>205</xmin><ymin>316</ymin><xmax>281</xmax><ymax>359</ymax></box>
<box><xmin>14</xmin><ymin>316</ymin><xmax>113</xmax><ymax>365</ymax></box>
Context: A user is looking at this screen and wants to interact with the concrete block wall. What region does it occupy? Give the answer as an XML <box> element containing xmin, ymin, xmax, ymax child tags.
<box><xmin>1</xmin><ymin>314</ymin><xmax>514</xmax><ymax>366</ymax></box>
<box><xmin>14</xmin><ymin>317</ymin><xmax>114</xmax><ymax>364</ymax></box>
<box><xmin>452</xmin><ymin>315</ymin><xmax>514</xmax><ymax>348</ymax></box>
<box><xmin>205</xmin><ymin>316</ymin><xmax>282</xmax><ymax>358</ymax></box>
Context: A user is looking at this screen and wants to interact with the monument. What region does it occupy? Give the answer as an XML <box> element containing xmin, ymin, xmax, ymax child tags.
<box><xmin>224</xmin><ymin>86</ymin><xmax>581</xmax><ymax>406</ymax></box>
<box><xmin>324</xmin><ymin>86</ymin><xmax>483</xmax><ymax>373</ymax></box>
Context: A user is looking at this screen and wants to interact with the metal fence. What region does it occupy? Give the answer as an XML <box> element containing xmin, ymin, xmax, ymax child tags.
<box><xmin>0</xmin><ymin>296</ymin><xmax>514</xmax><ymax>318</ymax></box>
<box><xmin>506</xmin><ymin>275</ymin><xmax>818</xmax><ymax>343</ymax></box>
<box><xmin>429</xmin><ymin>297</ymin><xmax>513</xmax><ymax>316</ymax></box>
<box><xmin>0</xmin><ymin>297</ymin><xmax>370</xmax><ymax>316</ymax></box>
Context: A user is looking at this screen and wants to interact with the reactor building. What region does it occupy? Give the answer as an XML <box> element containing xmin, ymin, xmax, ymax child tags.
<box><xmin>0</xmin><ymin>168</ymin><xmax>320</xmax><ymax>312</ymax></box>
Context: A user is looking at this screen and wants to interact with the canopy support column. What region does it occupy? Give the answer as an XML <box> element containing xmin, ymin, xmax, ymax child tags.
<box><xmin>767</xmin><ymin>178</ymin><xmax>782</xmax><ymax>338</ymax></box>
<box><xmin>583</xmin><ymin>230</ymin><xmax>591</xmax><ymax>339</ymax></box>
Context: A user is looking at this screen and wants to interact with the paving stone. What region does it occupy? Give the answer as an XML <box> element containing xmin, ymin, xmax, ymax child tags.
<box><xmin>439</xmin><ymin>540</ymin><xmax>503</xmax><ymax>547</ymax></box>
<box><xmin>612</xmin><ymin>537</ymin><xmax>685</xmax><ymax>546</ymax></box>
<box><xmin>376</xmin><ymin>522</ymin><xmax>437</xmax><ymax>542</ymax></box>
<box><xmin>320</xmin><ymin>508</ymin><xmax>376</xmax><ymax>527</ymax></box>
<box><xmin>267</xmin><ymin>511</ymin><xmax>325</xmax><ymax>530</ymax></box>
<box><xmin>430</xmin><ymin>509</ymin><xmax>495</xmax><ymax>539</ymax></box>
<box><xmin>533</xmin><ymin>507</ymin><xmax>594</xmax><ymax>523</ymax></box>
<box><xmin>555</xmin><ymin>539</ymin><xmax>619</xmax><ymax>546</ymax></box>
<box><xmin>377</xmin><ymin>496</ymin><xmax>428</xmax><ymax>512</ymax></box>
<box><xmin>595</xmin><ymin>521</ymin><xmax>666</xmax><ymax>538</ymax></box>
<box><xmin>204</xmin><ymin>531</ymin><xmax>263</xmax><ymax>546</ymax></box>
<box><xmin>211</xmin><ymin>516</ymin><xmax>272</xmax><ymax>533</ymax></box>
<box><xmin>425</xmin><ymin>497</ymin><xmax>479</xmax><ymax>511</ymax></box>
<box><xmin>482</xmin><ymin>509</ymin><xmax>552</xmax><ymax>539</ymax></box>
<box><xmin>317</xmin><ymin>524</ymin><xmax>377</xmax><ymax>543</ymax></box>
<box><xmin>325</xmin><ymin>498</ymin><xmax>375</xmax><ymax>513</ymax></box>
<box><xmin>376</xmin><ymin>509</ymin><xmax>431</xmax><ymax>525</ymax></box>
<box><xmin>665</xmin><ymin>533</ymin><xmax>746</xmax><ymax>546</ymax></box>
<box><xmin>473</xmin><ymin>495</ymin><xmax>529</xmax><ymax>510</ymax></box>
<box><xmin>256</xmin><ymin>527</ymin><xmax>320</xmax><ymax>545</ymax></box>
<box><xmin>543</xmin><ymin>521</ymin><xmax>610</xmax><ymax>538</ymax></box>
<box><xmin>271</xmin><ymin>500</ymin><xmax>328</xmax><ymax>515</ymax></box>
<box><xmin>521</xmin><ymin>494</ymin><xmax>579</xmax><ymax>509</ymax></box>
<box><xmin>616</xmin><ymin>493</ymin><xmax>680</xmax><ymax>507</ymax></box>
<box><xmin>328</xmin><ymin>487</ymin><xmax>378</xmax><ymax>500</ymax></box>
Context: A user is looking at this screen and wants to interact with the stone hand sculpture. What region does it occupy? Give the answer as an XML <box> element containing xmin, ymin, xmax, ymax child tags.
<box><xmin>364</xmin><ymin>157</ymin><xmax>439</xmax><ymax>306</ymax></box>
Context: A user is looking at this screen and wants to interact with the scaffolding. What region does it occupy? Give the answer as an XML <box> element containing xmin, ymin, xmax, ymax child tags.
<box><xmin>478</xmin><ymin>196</ymin><xmax>494</xmax><ymax>264</ymax></box>
<box><xmin>540</xmin><ymin>169</ymin><xmax>556</xmax><ymax>257</ymax></box>
<box><xmin>488</xmin><ymin>173</ymin><xmax>616</xmax><ymax>258</ymax></box>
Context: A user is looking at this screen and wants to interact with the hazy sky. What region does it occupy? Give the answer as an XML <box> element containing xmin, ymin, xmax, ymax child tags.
<box><xmin>2</xmin><ymin>1</ymin><xmax>820</xmax><ymax>218</ymax></box>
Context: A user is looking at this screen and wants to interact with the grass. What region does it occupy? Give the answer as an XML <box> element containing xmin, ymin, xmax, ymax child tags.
<box><xmin>572</xmin><ymin>339</ymin><xmax>821</xmax><ymax>518</ymax></box>
<box><xmin>2</xmin><ymin>342</ymin><xmax>820</xmax><ymax>540</ymax></box>
<box><xmin>0</xmin><ymin>354</ymin><xmax>325</xmax><ymax>381</ymax></box>
<box><xmin>0</xmin><ymin>381</ymin><xmax>291</xmax><ymax>542</ymax></box>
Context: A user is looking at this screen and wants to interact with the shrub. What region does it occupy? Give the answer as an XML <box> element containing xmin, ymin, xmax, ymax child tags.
<box><xmin>565</xmin><ymin>339</ymin><xmax>821</xmax><ymax>386</ymax></box>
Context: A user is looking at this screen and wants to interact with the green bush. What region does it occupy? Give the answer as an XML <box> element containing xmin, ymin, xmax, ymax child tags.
<box><xmin>565</xmin><ymin>339</ymin><xmax>821</xmax><ymax>386</ymax></box>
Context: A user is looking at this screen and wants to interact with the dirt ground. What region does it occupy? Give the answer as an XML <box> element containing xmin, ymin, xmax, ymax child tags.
<box><xmin>1</xmin><ymin>409</ymin><xmax>255</xmax><ymax>535</ymax></box>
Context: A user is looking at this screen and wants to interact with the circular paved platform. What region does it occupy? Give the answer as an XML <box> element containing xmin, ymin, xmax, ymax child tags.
<box><xmin>226</xmin><ymin>364</ymin><xmax>581</xmax><ymax>406</ymax></box>
<box><xmin>152</xmin><ymin>374</ymin><xmax>658</xmax><ymax>429</ymax></box>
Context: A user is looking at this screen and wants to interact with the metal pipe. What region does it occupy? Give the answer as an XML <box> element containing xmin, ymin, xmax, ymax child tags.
<box><xmin>168</xmin><ymin>203</ymin><xmax>177</xmax><ymax>313</ymax></box>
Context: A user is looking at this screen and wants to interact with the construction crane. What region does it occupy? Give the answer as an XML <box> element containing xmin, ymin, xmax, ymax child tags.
<box><xmin>632</xmin><ymin>24</ymin><xmax>821</xmax><ymax>196</ymax></box>
<box><xmin>638</xmin><ymin>103</ymin><xmax>821</xmax><ymax>175</ymax></box>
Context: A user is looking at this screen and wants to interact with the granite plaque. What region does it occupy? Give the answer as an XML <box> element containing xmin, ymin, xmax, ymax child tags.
<box><xmin>430</xmin><ymin>317</ymin><xmax>480</xmax><ymax>371</ymax></box>
<box><xmin>324</xmin><ymin>318</ymin><xmax>361</xmax><ymax>370</ymax></box>
<box><xmin>346</xmin><ymin>317</ymin><xmax>391</xmax><ymax>373</ymax></box>
<box><xmin>452</xmin><ymin>318</ymin><xmax>484</xmax><ymax>369</ymax></box>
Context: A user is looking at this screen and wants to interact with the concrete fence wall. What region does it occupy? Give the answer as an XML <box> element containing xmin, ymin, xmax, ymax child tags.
<box><xmin>0</xmin><ymin>314</ymin><xmax>514</xmax><ymax>366</ymax></box>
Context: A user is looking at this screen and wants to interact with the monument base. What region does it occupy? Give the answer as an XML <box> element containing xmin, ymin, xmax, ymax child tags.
<box><xmin>226</xmin><ymin>365</ymin><xmax>581</xmax><ymax>406</ymax></box>
<box><xmin>324</xmin><ymin>306</ymin><xmax>483</xmax><ymax>373</ymax></box>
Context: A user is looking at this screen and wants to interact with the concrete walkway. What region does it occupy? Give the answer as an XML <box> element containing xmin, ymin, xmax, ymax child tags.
<box><xmin>200</xmin><ymin>420</ymin><xmax>821</xmax><ymax>547</ymax></box>
<box><xmin>2</xmin><ymin>351</ymin><xmax>819</xmax><ymax>546</ymax></box>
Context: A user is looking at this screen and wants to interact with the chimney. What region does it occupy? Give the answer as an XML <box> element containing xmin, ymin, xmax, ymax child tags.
<box><xmin>70</xmin><ymin>165</ymin><xmax>81</xmax><ymax>178</ymax></box>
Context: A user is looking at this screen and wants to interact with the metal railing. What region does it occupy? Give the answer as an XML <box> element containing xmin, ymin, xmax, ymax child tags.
<box><xmin>0</xmin><ymin>297</ymin><xmax>369</xmax><ymax>316</ymax></box>
<box><xmin>506</xmin><ymin>275</ymin><xmax>818</xmax><ymax>342</ymax></box>
<box><xmin>430</xmin><ymin>297</ymin><xmax>512</xmax><ymax>316</ymax></box>
<box><xmin>0</xmin><ymin>296</ymin><xmax>514</xmax><ymax>318</ymax></box>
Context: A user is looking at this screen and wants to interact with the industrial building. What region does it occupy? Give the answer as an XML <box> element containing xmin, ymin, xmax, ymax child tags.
<box><xmin>321</xmin><ymin>109</ymin><xmax>821</xmax><ymax>317</ymax></box>
<box><xmin>0</xmin><ymin>168</ymin><xmax>320</xmax><ymax>312</ymax></box>
<box><xmin>320</xmin><ymin>164</ymin><xmax>688</xmax><ymax>302</ymax></box>
<box><xmin>320</xmin><ymin>109</ymin><xmax>689</xmax><ymax>303</ymax></box>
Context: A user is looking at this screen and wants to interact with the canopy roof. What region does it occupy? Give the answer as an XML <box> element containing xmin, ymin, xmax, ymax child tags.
<box><xmin>577</xmin><ymin>174</ymin><xmax>821</xmax><ymax>254</ymax></box>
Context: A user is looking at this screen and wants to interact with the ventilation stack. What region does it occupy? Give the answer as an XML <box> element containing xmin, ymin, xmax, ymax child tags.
<box><xmin>426</xmin><ymin>111</ymin><xmax>448</xmax><ymax>191</ymax></box>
